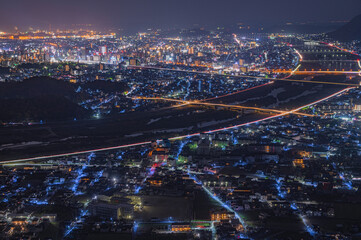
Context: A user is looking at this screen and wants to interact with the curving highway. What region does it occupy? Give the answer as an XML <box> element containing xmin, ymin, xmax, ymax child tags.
<box><xmin>0</xmin><ymin>87</ymin><xmax>353</xmax><ymax>165</ymax></box>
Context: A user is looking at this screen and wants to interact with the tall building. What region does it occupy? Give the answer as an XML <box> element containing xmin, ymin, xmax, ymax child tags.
<box><xmin>240</xmin><ymin>67</ymin><xmax>248</xmax><ymax>73</ymax></box>
<box><xmin>188</xmin><ymin>47</ymin><xmax>194</xmax><ymax>55</ymax></box>
<box><xmin>100</xmin><ymin>46</ymin><xmax>107</xmax><ymax>55</ymax></box>
<box><xmin>129</xmin><ymin>59</ymin><xmax>138</xmax><ymax>66</ymax></box>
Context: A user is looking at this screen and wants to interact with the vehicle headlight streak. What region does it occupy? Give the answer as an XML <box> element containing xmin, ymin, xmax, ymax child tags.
<box><xmin>134</xmin><ymin>96</ymin><xmax>315</xmax><ymax>117</ymax></box>
<box><xmin>291</xmin><ymin>64</ymin><xmax>301</xmax><ymax>75</ymax></box>
<box><xmin>293</xmin><ymin>48</ymin><xmax>303</xmax><ymax>62</ymax></box>
<box><xmin>323</xmin><ymin>42</ymin><xmax>360</xmax><ymax>57</ymax></box>
<box><xmin>0</xmin><ymin>88</ymin><xmax>354</xmax><ymax>165</ymax></box>
<box><xmin>169</xmin><ymin>87</ymin><xmax>353</xmax><ymax>141</ymax></box>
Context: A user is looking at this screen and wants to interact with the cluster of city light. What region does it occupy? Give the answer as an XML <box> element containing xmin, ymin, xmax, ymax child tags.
<box><xmin>64</xmin><ymin>153</ymin><xmax>96</xmax><ymax>237</ymax></box>
<box><xmin>187</xmin><ymin>171</ymin><xmax>249</xmax><ymax>238</ymax></box>
<box><xmin>131</xmin><ymin>65</ymin><xmax>358</xmax><ymax>86</ymax></box>
<box><xmin>1</xmin><ymin>85</ymin><xmax>356</xmax><ymax>239</ymax></box>
<box><xmin>172</xmin><ymin>127</ymin><xmax>347</xmax><ymax>239</ymax></box>
<box><xmin>330</xmin><ymin>162</ymin><xmax>356</xmax><ymax>191</ymax></box>
<box><xmin>0</xmin><ymin>31</ymin><xmax>116</xmax><ymax>41</ymax></box>
<box><xmin>273</xmin><ymin>177</ymin><xmax>316</xmax><ymax>236</ymax></box>
<box><xmin>134</xmin><ymin>162</ymin><xmax>162</xmax><ymax>194</ymax></box>
<box><xmin>169</xmin><ymin>82</ymin><xmax>274</xmax><ymax>109</ymax></box>
<box><xmin>70</xmin><ymin>153</ymin><xmax>94</xmax><ymax>195</ymax></box>
<box><xmin>0</xmin><ymin>87</ymin><xmax>353</xmax><ymax>165</ymax></box>
<box><xmin>175</xmin><ymin>139</ymin><xmax>189</xmax><ymax>160</ymax></box>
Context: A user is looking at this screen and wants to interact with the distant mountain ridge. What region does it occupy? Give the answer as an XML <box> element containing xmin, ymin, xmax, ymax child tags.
<box><xmin>328</xmin><ymin>14</ymin><xmax>361</xmax><ymax>42</ymax></box>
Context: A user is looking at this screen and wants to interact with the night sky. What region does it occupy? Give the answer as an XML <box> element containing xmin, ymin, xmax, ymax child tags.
<box><xmin>0</xmin><ymin>0</ymin><xmax>360</xmax><ymax>32</ymax></box>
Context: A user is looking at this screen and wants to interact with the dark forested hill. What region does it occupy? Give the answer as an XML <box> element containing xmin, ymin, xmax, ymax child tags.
<box><xmin>0</xmin><ymin>77</ymin><xmax>90</xmax><ymax>122</ymax></box>
<box><xmin>0</xmin><ymin>77</ymin><xmax>76</xmax><ymax>99</ymax></box>
<box><xmin>81</xmin><ymin>80</ymin><xmax>129</xmax><ymax>93</ymax></box>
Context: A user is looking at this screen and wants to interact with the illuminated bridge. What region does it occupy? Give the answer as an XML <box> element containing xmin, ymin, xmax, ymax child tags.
<box><xmin>273</xmin><ymin>69</ymin><xmax>361</xmax><ymax>75</ymax></box>
<box><xmin>274</xmin><ymin>42</ymin><xmax>361</xmax><ymax>75</ymax></box>
<box><xmin>133</xmin><ymin>96</ymin><xmax>315</xmax><ymax>117</ymax></box>
<box><xmin>0</xmin><ymin>87</ymin><xmax>354</xmax><ymax>165</ymax></box>
<box><xmin>129</xmin><ymin>65</ymin><xmax>359</xmax><ymax>86</ymax></box>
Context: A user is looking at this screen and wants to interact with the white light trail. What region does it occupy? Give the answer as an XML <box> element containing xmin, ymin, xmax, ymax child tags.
<box><xmin>0</xmin><ymin>87</ymin><xmax>353</xmax><ymax>165</ymax></box>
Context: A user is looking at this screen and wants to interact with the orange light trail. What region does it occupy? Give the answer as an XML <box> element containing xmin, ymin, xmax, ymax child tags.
<box><xmin>130</xmin><ymin>65</ymin><xmax>357</xmax><ymax>86</ymax></box>
<box><xmin>275</xmin><ymin>70</ymin><xmax>361</xmax><ymax>76</ymax></box>
<box><xmin>321</xmin><ymin>42</ymin><xmax>360</xmax><ymax>57</ymax></box>
<box><xmin>0</xmin><ymin>88</ymin><xmax>353</xmax><ymax>165</ymax></box>
<box><xmin>267</xmin><ymin>76</ymin><xmax>359</xmax><ymax>86</ymax></box>
<box><xmin>133</xmin><ymin>96</ymin><xmax>315</xmax><ymax>117</ymax></box>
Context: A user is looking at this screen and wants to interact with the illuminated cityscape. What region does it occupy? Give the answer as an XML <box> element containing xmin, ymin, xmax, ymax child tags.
<box><xmin>1</xmin><ymin>1</ymin><xmax>361</xmax><ymax>239</ymax></box>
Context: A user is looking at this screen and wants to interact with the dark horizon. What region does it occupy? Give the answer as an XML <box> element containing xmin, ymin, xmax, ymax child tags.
<box><xmin>0</xmin><ymin>0</ymin><xmax>360</xmax><ymax>32</ymax></box>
